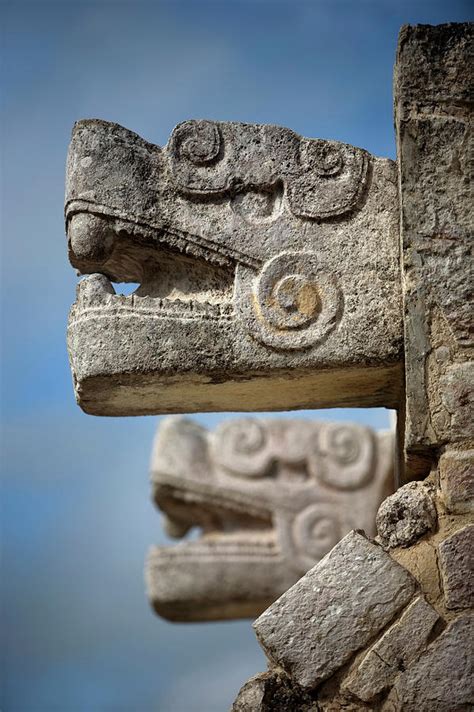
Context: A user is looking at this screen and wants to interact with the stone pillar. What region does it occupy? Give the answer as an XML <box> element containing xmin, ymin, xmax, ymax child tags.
<box><xmin>395</xmin><ymin>22</ymin><xmax>473</xmax><ymax>481</ymax></box>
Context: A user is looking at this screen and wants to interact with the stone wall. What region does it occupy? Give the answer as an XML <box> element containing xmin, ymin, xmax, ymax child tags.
<box><xmin>232</xmin><ymin>23</ymin><xmax>473</xmax><ymax>711</ymax></box>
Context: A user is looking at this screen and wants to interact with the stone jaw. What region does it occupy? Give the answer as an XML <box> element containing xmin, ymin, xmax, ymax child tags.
<box><xmin>66</xmin><ymin>119</ymin><xmax>402</xmax><ymax>416</ymax></box>
<box><xmin>146</xmin><ymin>416</ymin><xmax>394</xmax><ymax>622</ymax></box>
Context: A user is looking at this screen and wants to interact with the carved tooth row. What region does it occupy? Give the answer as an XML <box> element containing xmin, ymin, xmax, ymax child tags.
<box><xmin>75</xmin><ymin>277</ymin><xmax>233</xmax><ymax>317</ymax></box>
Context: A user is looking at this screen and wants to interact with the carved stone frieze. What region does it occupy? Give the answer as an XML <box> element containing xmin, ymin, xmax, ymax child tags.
<box><xmin>146</xmin><ymin>416</ymin><xmax>394</xmax><ymax>621</ymax></box>
<box><xmin>65</xmin><ymin>118</ymin><xmax>402</xmax><ymax>415</ymax></box>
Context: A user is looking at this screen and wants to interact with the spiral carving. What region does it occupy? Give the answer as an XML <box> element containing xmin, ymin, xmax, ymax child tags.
<box><xmin>291</xmin><ymin>504</ymin><xmax>340</xmax><ymax>570</ymax></box>
<box><xmin>238</xmin><ymin>251</ymin><xmax>341</xmax><ymax>350</ymax></box>
<box><xmin>327</xmin><ymin>425</ymin><xmax>362</xmax><ymax>464</ymax></box>
<box><xmin>172</xmin><ymin>120</ymin><xmax>221</xmax><ymax>166</ymax></box>
<box><xmin>309</xmin><ymin>141</ymin><xmax>344</xmax><ymax>177</ymax></box>
<box><xmin>313</xmin><ymin>423</ymin><xmax>376</xmax><ymax>490</ymax></box>
<box><xmin>211</xmin><ymin>418</ymin><xmax>272</xmax><ymax>477</ymax></box>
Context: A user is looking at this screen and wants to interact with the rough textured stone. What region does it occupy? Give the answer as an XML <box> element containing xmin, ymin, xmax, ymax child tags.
<box><xmin>230</xmin><ymin>23</ymin><xmax>474</xmax><ymax>711</ymax></box>
<box><xmin>382</xmin><ymin>615</ymin><xmax>474</xmax><ymax>711</ymax></box>
<box><xmin>395</xmin><ymin>23</ymin><xmax>473</xmax><ymax>477</ymax></box>
<box><xmin>439</xmin><ymin>449</ymin><xmax>474</xmax><ymax>514</ymax></box>
<box><xmin>147</xmin><ymin>416</ymin><xmax>394</xmax><ymax>621</ymax></box>
<box><xmin>63</xmin><ymin>21</ymin><xmax>473</xmax><ymax>712</ymax></box>
<box><xmin>376</xmin><ymin>481</ymin><xmax>437</xmax><ymax>548</ymax></box>
<box><xmin>253</xmin><ymin>531</ymin><xmax>416</xmax><ymax>690</ymax></box>
<box><xmin>65</xmin><ymin>119</ymin><xmax>402</xmax><ymax>416</ymax></box>
<box><xmin>438</xmin><ymin>525</ymin><xmax>474</xmax><ymax>610</ymax></box>
<box><xmin>231</xmin><ymin>670</ymin><xmax>318</xmax><ymax>712</ymax></box>
<box><xmin>342</xmin><ymin>595</ymin><xmax>439</xmax><ymax>701</ymax></box>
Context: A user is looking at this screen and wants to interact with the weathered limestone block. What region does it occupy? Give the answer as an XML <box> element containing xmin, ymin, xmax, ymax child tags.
<box><xmin>438</xmin><ymin>525</ymin><xmax>474</xmax><ymax>609</ymax></box>
<box><xmin>66</xmin><ymin>119</ymin><xmax>402</xmax><ymax>416</ymax></box>
<box><xmin>253</xmin><ymin>531</ymin><xmax>416</xmax><ymax>690</ymax></box>
<box><xmin>376</xmin><ymin>480</ymin><xmax>437</xmax><ymax>549</ymax></box>
<box><xmin>231</xmin><ymin>670</ymin><xmax>317</xmax><ymax>712</ymax></box>
<box><xmin>395</xmin><ymin>22</ymin><xmax>473</xmax><ymax>477</ymax></box>
<box><xmin>382</xmin><ymin>614</ymin><xmax>474</xmax><ymax>711</ymax></box>
<box><xmin>342</xmin><ymin>595</ymin><xmax>439</xmax><ymax>702</ymax></box>
<box><xmin>439</xmin><ymin>449</ymin><xmax>474</xmax><ymax>514</ymax></box>
<box><xmin>146</xmin><ymin>416</ymin><xmax>394</xmax><ymax>621</ymax></box>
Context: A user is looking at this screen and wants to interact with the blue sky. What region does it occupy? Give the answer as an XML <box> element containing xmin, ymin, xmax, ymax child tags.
<box><xmin>1</xmin><ymin>1</ymin><xmax>471</xmax><ymax>710</ymax></box>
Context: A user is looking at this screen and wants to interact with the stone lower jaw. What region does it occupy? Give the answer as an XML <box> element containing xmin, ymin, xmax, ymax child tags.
<box><xmin>67</xmin><ymin>305</ymin><xmax>403</xmax><ymax>416</ymax></box>
<box><xmin>146</xmin><ymin>541</ymin><xmax>294</xmax><ymax>622</ymax></box>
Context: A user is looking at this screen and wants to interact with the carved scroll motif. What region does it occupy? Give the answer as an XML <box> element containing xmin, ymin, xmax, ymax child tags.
<box><xmin>167</xmin><ymin>120</ymin><xmax>370</xmax><ymax>220</ymax></box>
<box><xmin>237</xmin><ymin>251</ymin><xmax>342</xmax><ymax>350</ymax></box>
<box><xmin>147</xmin><ymin>416</ymin><xmax>394</xmax><ymax>621</ymax></box>
<box><xmin>65</xmin><ymin>117</ymin><xmax>402</xmax><ymax>416</ymax></box>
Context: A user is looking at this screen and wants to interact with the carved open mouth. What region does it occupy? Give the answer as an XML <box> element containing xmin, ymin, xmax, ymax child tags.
<box><xmin>66</xmin><ymin>118</ymin><xmax>404</xmax><ymax>416</ymax></box>
<box><xmin>151</xmin><ymin>477</ymin><xmax>277</xmax><ymax>555</ymax></box>
<box><xmin>146</xmin><ymin>476</ymin><xmax>282</xmax><ymax>622</ymax></box>
<box><xmin>145</xmin><ymin>416</ymin><xmax>394</xmax><ymax>621</ymax></box>
<box><xmin>69</xmin><ymin>213</ymin><xmax>238</xmax><ymax>321</ymax></box>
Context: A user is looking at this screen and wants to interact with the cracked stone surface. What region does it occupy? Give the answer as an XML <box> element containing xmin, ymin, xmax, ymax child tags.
<box><xmin>439</xmin><ymin>450</ymin><xmax>474</xmax><ymax>514</ymax></box>
<box><xmin>342</xmin><ymin>595</ymin><xmax>439</xmax><ymax>702</ymax></box>
<box><xmin>382</xmin><ymin>614</ymin><xmax>474</xmax><ymax>711</ymax></box>
<box><xmin>395</xmin><ymin>22</ymin><xmax>473</xmax><ymax>475</ymax></box>
<box><xmin>253</xmin><ymin>531</ymin><xmax>416</xmax><ymax>690</ymax></box>
<box><xmin>376</xmin><ymin>481</ymin><xmax>437</xmax><ymax>549</ymax></box>
<box><xmin>438</xmin><ymin>525</ymin><xmax>474</xmax><ymax>610</ymax></box>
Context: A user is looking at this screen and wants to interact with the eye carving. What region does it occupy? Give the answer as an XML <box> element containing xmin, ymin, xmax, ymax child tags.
<box><xmin>173</xmin><ymin>120</ymin><xmax>221</xmax><ymax>166</ymax></box>
<box><xmin>287</xmin><ymin>138</ymin><xmax>368</xmax><ymax>219</ymax></box>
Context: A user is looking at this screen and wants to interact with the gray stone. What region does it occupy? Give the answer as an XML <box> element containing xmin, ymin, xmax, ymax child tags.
<box><xmin>342</xmin><ymin>595</ymin><xmax>439</xmax><ymax>701</ymax></box>
<box><xmin>253</xmin><ymin>531</ymin><xmax>416</xmax><ymax>690</ymax></box>
<box><xmin>376</xmin><ymin>481</ymin><xmax>437</xmax><ymax>549</ymax></box>
<box><xmin>65</xmin><ymin>119</ymin><xmax>402</xmax><ymax>416</ymax></box>
<box><xmin>395</xmin><ymin>23</ymin><xmax>473</xmax><ymax>476</ymax></box>
<box><xmin>438</xmin><ymin>525</ymin><xmax>474</xmax><ymax>610</ymax></box>
<box><xmin>439</xmin><ymin>449</ymin><xmax>474</xmax><ymax>514</ymax></box>
<box><xmin>382</xmin><ymin>615</ymin><xmax>474</xmax><ymax>711</ymax></box>
<box><xmin>231</xmin><ymin>671</ymin><xmax>318</xmax><ymax>712</ymax></box>
<box><xmin>147</xmin><ymin>416</ymin><xmax>394</xmax><ymax>621</ymax></box>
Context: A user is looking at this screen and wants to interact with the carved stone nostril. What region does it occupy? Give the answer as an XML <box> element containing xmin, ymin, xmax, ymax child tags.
<box><xmin>314</xmin><ymin>144</ymin><xmax>344</xmax><ymax>176</ymax></box>
<box><xmin>211</xmin><ymin>418</ymin><xmax>271</xmax><ymax>477</ymax></box>
<box><xmin>174</xmin><ymin>120</ymin><xmax>221</xmax><ymax>166</ymax></box>
<box><xmin>68</xmin><ymin>213</ymin><xmax>115</xmax><ymax>265</ymax></box>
